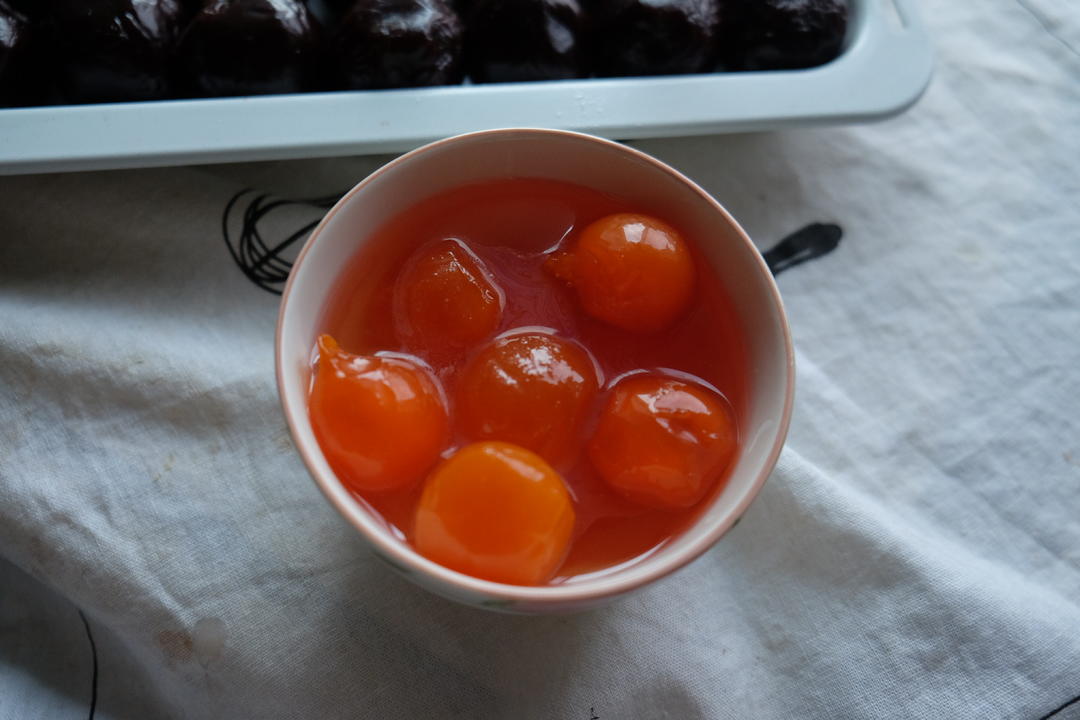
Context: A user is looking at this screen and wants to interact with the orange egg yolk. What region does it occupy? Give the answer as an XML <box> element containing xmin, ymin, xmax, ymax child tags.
<box><xmin>455</xmin><ymin>331</ymin><xmax>599</xmax><ymax>467</ymax></box>
<box><xmin>414</xmin><ymin>441</ymin><xmax>575</xmax><ymax>585</ymax></box>
<box><xmin>588</xmin><ymin>373</ymin><xmax>737</xmax><ymax>510</ymax></box>
<box><xmin>394</xmin><ymin>238</ymin><xmax>503</xmax><ymax>357</ymax></box>
<box><xmin>545</xmin><ymin>213</ymin><xmax>695</xmax><ymax>333</ymax></box>
<box><xmin>310</xmin><ymin>334</ymin><xmax>448</xmax><ymax>493</ymax></box>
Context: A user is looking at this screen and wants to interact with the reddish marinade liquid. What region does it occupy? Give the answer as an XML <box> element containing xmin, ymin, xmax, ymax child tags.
<box><xmin>317</xmin><ymin>178</ymin><xmax>748</xmax><ymax>583</ymax></box>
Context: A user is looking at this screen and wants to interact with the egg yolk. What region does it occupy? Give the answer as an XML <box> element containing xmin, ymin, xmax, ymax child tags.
<box><xmin>310</xmin><ymin>334</ymin><xmax>448</xmax><ymax>493</ymax></box>
<box><xmin>394</xmin><ymin>238</ymin><xmax>503</xmax><ymax>356</ymax></box>
<box><xmin>455</xmin><ymin>331</ymin><xmax>600</xmax><ymax>467</ymax></box>
<box><xmin>545</xmin><ymin>213</ymin><xmax>695</xmax><ymax>333</ymax></box>
<box><xmin>588</xmin><ymin>373</ymin><xmax>737</xmax><ymax>510</ymax></box>
<box><xmin>414</xmin><ymin>441</ymin><xmax>575</xmax><ymax>585</ymax></box>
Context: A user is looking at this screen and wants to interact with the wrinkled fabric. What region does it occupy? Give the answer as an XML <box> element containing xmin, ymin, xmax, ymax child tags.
<box><xmin>1</xmin><ymin>1</ymin><xmax>1079</xmax><ymax>718</ymax></box>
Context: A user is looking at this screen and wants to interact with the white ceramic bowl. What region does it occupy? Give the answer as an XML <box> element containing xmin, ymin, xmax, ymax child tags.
<box><xmin>276</xmin><ymin>128</ymin><xmax>794</xmax><ymax>613</ymax></box>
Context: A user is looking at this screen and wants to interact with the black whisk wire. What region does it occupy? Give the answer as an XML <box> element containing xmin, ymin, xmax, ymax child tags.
<box><xmin>222</xmin><ymin>189</ymin><xmax>344</xmax><ymax>295</ymax></box>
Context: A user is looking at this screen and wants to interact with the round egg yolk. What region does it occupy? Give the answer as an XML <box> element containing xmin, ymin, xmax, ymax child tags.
<box><xmin>545</xmin><ymin>213</ymin><xmax>695</xmax><ymax>333</ymax></box>
<box><xmin>394</xmin><ymin>238</ymin><xmax>503</xmax><ymax>356</ymax></box>
<box><xmin>309</xmin><ymin>334</ymin><xmax>448</xmax><ymax>493</ymax></box>
<box><xmin>588</xmin><ymin>373</ymin><xmax>737</xmax><ymax>510</ymax></box>
<box><xmin>455</xmin><ymin>331</ymin><xmax>600</xmax><ymax>467</ymax></box>
<box><xmin>414</xmin><ymin>441</ymin><xmax>575</xmax><ymax>585</ymax></box>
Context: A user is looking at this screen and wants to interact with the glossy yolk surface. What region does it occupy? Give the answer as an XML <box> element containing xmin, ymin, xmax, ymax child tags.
<box><xmin>393</xmin><ymin>237</ymin><xmax>503</xmax><ymax>357</ymax></box>
<box><xmin>455</xmin><ymin>331</ymin><xmax>599</xmax><ymax>468</ymax></box>
<box><xmin>314</xmin><ymin>178</ymin><xmax>748</xmax><ymax>583</ymax></box>
<box><xmin>546</xmin><ymin>213</ymin><xmax>695</xmax><ymax>333</ymax></box>
<box><xmin>414</xmin><ymin>441</ymin><xmax>575</xmax><ymax>585</ymax></box>
<box><xmin>588</xmin><ymin>373</ymin><xmax>737</xmax><ymax>510</ymax></box>
<box><xmin>309</xmin><ymin>334</ymin><xmax>448</xmax><ymax>493</ymax></box>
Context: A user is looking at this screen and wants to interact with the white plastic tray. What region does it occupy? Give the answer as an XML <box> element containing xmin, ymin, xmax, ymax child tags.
<box><xmin>0</xmin><ymin>0</ymin><xmax>931</xmax><ymax>175</ymax></box>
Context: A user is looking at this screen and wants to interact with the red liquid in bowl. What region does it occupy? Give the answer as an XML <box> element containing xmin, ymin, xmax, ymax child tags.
<box><xmin>313</xmin><ymin>178</ymin><xmax>749</xmax><ymax>584</ymax></box>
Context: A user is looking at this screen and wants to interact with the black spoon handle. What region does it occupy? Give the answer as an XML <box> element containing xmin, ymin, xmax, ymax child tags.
<box><xmin>763</xmin><ymin>223</ymin><xmax>843</xmax><ymax>276</ymax></box>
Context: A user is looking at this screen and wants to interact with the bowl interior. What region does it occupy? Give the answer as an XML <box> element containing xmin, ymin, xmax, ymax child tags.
<box><xmin>277</xmin><ymin>129</ymin><xmax>792</xmax><ymax>604</ymax></box>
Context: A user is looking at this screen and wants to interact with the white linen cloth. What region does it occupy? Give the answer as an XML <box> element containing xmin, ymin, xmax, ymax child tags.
<box><xmin>2</xmin><ymin>1</ymin><xmax>1079</xmax><ymax>717</ymax></box>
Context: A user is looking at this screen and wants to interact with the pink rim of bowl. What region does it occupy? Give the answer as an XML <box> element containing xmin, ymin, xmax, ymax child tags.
<box><xmin>275</xmin><ymin>128</ymin><xmax>795</xmax><ymax>613</ymax></box>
